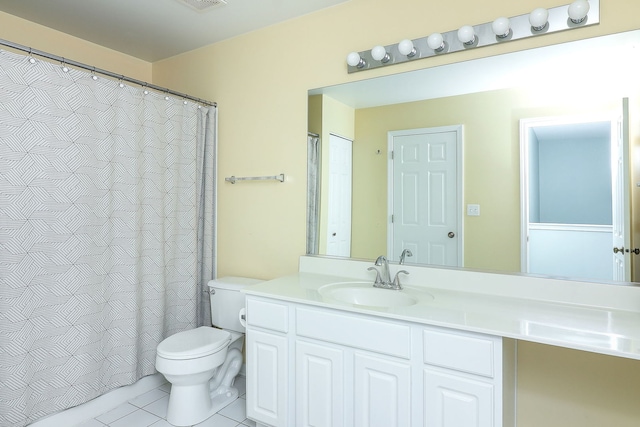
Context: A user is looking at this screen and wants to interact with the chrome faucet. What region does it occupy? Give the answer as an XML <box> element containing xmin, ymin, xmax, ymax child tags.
<box><xmin>399</xmin><ymin>249</ymin><xmax>413</xmax><ymax>265</ymax></box>
<box><xmin>375</xmin><ymin>255</ymin><xmax>392</xmax><ymax>285</ymax></box>
<box><xmin>367</xmin><ymin>255</ymin><xmax>409</xmax><ymax>290</ymax></box>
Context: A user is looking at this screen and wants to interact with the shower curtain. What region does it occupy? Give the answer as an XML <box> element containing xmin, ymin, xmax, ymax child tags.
<box><xmin>306</xmin><ymin>134</ymin><xmax>321</xmax><ymax>254</ymax></box>
<box><xmin>0</xmin><ymin>49</ymin><xmax>216</xmax><ymax>427</ymax></box>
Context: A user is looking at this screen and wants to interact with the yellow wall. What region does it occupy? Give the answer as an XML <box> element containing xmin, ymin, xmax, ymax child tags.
<box><xmin>1</xmin><ymin>0</ymin><xmax>640</xmax><ymax>425</ymax></box>
<box><xmin>0</xmin><ymin>11</ymin><xmax>151</xmax><ymax>81</ymax></box>
<box><xmin>153</xmin><ymin>0</ymin><xmax>640</xmax><ymax>280</ymax></box>
<box><xmin>150</xmin><ymin>0</ymin><xmax>640</xmax><ymax>425</ymax></box>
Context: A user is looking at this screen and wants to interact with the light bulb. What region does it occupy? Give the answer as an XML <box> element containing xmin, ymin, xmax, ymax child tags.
<box><xmin>492</xmin><ymin>17</ymin><xmax>511</xmax><ymax>38</ymax></box>
<box><xmin>398</xmin><ymin>39</ymin><xmax>416</xmax><ymax>57</ymax></box>
<box><xmin>427</xmin><ymin>33</ymin><xmax>445</xmax><ymax>51</ymax></box>
<box><xmin>346</xmin><ymin>51</ymin><xmax>365</xmax><ymax>68</ymax></box>
<box><xmin>457</xmin><ymin>25</ymin><xmax>475</xmax><ymax>45</ymax></box>
<box><xmin>529</xmin><ymin>8</ymin><xmax>549</xmax><ymax>30</ymax></box>
<box><xmin>568</xmin><ymin>0</ymin><xmax>590</xmax><ymax>23</ymax></box>
<box><xmin>371</xmin><ymin>45</ymin><xmax>390</xmax><ymax>62</ymax></box>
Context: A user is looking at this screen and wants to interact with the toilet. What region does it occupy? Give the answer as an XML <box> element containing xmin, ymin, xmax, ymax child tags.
<box><xmin>155</xmin><ymin>276</ymin><xmax>262</xmax><ymax>426</ymax></box>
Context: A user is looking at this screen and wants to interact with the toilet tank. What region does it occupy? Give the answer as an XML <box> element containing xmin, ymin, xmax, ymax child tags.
<box><xmin>208</xmin><ymin>276</ymin><xmax>262</xmax><ymax>333</ymax></box>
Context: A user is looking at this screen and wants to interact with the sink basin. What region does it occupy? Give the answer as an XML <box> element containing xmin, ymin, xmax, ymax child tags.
<box><xmin>319</xmin><ymin>282</ymin><xmax>432</xmax><ymax>308</ymax></box>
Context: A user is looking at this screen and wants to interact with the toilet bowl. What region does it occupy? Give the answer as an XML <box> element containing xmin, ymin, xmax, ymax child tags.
<box><xmin>155</xmin><ymin>277</ymin><xmax>262</xmax><ymax>426</ymax></box>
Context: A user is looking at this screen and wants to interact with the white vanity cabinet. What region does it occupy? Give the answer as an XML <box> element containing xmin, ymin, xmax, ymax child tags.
<box><xmin>245</xmin><ymin>295</ymin><xmax>514</xmax><ymax>427</ymax></box>
<box><xmin>245</xmin><ymin>298</ymin><xmax>290</xmax><ymax>427</ymax></box>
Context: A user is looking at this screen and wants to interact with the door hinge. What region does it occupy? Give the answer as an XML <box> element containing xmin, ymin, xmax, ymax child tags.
<box><xmin>391</xmin><ymin>150</ymin><xmax>394</xmax><ymax>160</ymax></box>
<box><xmin>391</xmin><ymin>214</ymin><xmax>394</xmax><ymax>223</ymax></box>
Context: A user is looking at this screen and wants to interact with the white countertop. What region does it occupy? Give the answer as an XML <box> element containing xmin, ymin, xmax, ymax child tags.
<box><xmin>243</xmin><ymin>256</ymin><xmax>640</xmax><ymax>360</ymax></box>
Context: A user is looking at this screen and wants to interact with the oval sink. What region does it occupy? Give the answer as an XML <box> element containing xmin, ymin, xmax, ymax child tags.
<box><xmin>328</xmin><ymin>286</ymin><xmax>417</xmax><ymax>307</ymax></box>
<box><xmin>319</xmin><ymin>282</ymin><xmax>432</xmax><ymax>308</ymax></box>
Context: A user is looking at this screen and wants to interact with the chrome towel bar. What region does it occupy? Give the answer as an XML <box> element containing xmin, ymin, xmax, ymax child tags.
<box><xmin>224</xmin><ymin>174</ymin><xmax>285</xmax><ymax>184</ymax></box>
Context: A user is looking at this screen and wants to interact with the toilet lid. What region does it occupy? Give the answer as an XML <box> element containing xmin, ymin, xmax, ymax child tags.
<box><xmin>157</xmin><ymin>326</ymin><xmax>231</xmax><ymax>360</ymax></box>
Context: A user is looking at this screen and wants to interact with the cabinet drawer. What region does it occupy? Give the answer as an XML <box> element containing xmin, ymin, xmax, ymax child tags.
<box><xmin>296</xmin><ymin>307</ymin><xmax>411</xmax><ymax>359</ymax></box>
<box><xmin>423</xmin><ymin>329</ymin><xmax>496</xmax><ymax>377</ymax></box>
<box><xmin>246</xmin><ymin>297</ymin><xmax>289</xmax><ymax>333</ymax></box>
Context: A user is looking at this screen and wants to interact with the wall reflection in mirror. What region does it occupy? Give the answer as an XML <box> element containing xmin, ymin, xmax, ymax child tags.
<box><xmin>307</xmin><ymin>30</ymin><xmax>640</xmax><ymax>284</ymax></box>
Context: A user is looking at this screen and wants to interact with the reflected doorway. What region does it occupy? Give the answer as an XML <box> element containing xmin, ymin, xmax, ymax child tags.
<box><xmin>325</xmin><ymin>134</ymin><xmax>353</xmax><ymax>257</ymax></box>
<box><xmin>520</xmin><ymin>113</ymin><xmax>630</xmax><ymax>281</ymax></box>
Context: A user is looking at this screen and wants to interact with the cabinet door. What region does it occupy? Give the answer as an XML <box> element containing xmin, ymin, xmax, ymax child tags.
<box><xmin>246</xmin><ymin>329</ymin><xmax>288</xmax><ymax>427</ymax></box>
<box><xmin>353</xmin><ymin>353</ymin><xmax>411</xmax><ymax>427</ymax></box>
<box><xmin>296</xmin><ymin>341</ymin><xmax>345</xmax><ymax>427</ymax></box>
<box><xmin>424</xmin><ymin>369</ymin><xmax>494</xmax><ymax>427</ymax></box>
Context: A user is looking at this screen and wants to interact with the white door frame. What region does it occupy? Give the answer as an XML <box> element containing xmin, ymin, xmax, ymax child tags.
<box><xmin>387</xmin><ymin>125</ymin><xmax>464</xmax><ymax>267</ymax></box>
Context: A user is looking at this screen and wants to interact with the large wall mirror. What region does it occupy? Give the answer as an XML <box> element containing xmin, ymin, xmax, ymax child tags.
<box><xmin>307</xmin><ymin>29</ymin><xmax>640</xmax><ymax>285</ymax></box>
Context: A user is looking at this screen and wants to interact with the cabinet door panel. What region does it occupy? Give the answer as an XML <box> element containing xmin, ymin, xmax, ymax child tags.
<box><xmin>246</xmin><ymin>329</ymin><xmax>288</xmax><ymax>427</ymax></box>
<box><xmin>354</xmin><ymin>353</ymin><xmax>411</xmax><ymax>427</ymax></box>
<box><xmin>296</xmin><ymin>341</ymin><xmax>345</xmax><ymax>427</ymax></box>
<box><xmin>424</xmin><ymin>369</ymin><xmax>494</xmax><ymax>427</ymax></box>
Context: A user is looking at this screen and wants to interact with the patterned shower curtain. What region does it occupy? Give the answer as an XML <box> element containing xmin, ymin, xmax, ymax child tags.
<box><xmin>0</xmin><ymin>49</ymin><xmax>216</xmax><ymax>426</ymax></box>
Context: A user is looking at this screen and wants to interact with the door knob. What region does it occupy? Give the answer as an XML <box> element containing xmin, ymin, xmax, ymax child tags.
<box><xmin>631</xmin><ymin>248</ymin><xmax>640</xmax><ymax>255</ymax></box>
<box><xmin>613</xmin><ymin>247</ymin><xmax>624</xmax><ymax>254</ymax></box>
<box><xmin>448</xmin><ymin>232</ymin><xmax>455</xmax><ymax>238</ymax></box>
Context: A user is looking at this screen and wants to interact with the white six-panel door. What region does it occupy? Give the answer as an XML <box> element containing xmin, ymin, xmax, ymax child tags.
<box><xmin>388</xmin><ymin>126</ymin><xmax>462</xmax><ymax>266</ymax></box>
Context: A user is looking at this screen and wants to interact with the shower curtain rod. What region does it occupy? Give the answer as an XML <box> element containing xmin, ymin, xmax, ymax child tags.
<box><xmin>0</xmin><ymin>37</ymin><xmax>216</xmax><ymax>107</ymax></box>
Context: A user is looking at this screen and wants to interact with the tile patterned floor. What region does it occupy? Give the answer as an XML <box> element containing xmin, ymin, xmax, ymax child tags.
<box><xmin>76</xmin><ymin>377</ymin><xmax>255</xmax><ymax>427</ymax></box>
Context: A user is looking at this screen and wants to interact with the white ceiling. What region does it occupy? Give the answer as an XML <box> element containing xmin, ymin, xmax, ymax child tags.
<box><xmin>0</xmin><ymin>0</ymin><xmax>349</xmax><ymax>62</ymax></box>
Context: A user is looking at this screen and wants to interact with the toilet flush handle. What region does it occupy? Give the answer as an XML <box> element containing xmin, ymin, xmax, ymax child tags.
<box><xmin>239</xmin><ymin>308</ymin><xmax>247</xmax><ymax>327</ymax></box>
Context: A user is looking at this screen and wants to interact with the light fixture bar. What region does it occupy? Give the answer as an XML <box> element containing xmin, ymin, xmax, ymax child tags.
<box><xmin>347</xmin><ymin>0</ymin><xmax>599</xmax><ymax>73</ymax></box>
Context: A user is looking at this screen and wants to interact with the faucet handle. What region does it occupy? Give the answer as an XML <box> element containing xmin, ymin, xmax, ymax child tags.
<box><xmin>374</xmin><ymin>255</ymin><xmax>387</xmax><ymax>266</ymax></box>
<box><xmin>367</xmin><ymin>266</ymin><xmax>383</xmax><ymax>285</ymax></box>
<box><xmin>393</xmin><ymin>270</ymin><xmax>409</xmax><ymax>290</ymax></box>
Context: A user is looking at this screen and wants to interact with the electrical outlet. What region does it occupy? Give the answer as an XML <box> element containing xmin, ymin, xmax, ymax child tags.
<box><xmin>467</xmin><ymin>204</ymin><xmax>480</xmax><ymax>216</ymax></box>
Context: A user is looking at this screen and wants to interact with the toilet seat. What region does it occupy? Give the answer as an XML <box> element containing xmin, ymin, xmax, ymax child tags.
<box><xmin>157</xmin><ymin>326</ymin><xmax>231</xmax><ymax>360</ymax></box>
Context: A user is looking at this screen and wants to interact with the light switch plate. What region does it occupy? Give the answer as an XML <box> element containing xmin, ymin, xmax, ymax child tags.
<box><xmin>467</xmin><ymin>204</ymin><xmax>480</xmax><ymax>216</ymax></box>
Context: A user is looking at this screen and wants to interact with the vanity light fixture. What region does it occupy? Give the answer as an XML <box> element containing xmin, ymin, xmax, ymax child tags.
<box><xmin>346</xmin><ymin>0</ymin><xmax>599</xmax><ymax>73</ymax></box>
<box><xmin>492</xmin><ymin>17</ymin><xmax>511</xmax><ymax>38</ymax></box>
<box><xmin>529</xmin><ymin>7</ymin><xmax>549</xmax><ymax>31</ymax></box>
<box><xmin>457</xmin><ymin>25</ymin><xmax>476</xmax><ymax>45</ymax></box>
<box><xmin>371</xmin><ymin>45</ymin><xmax>391</xmax><ymax>63</ymax></box>
<box><xmin>427</xmin><ymin>33</ymin><xmax>445</xmax><ymax>52</ymax></box>
<box><xmin>398</xmin><ymin>39</ymin><xmax>417</xmax><ymax>57</ymax></box>
<box><xmin>568</xmin><ymin>0</ymin><xmax>590</xmax><ymax>23</ymax></box>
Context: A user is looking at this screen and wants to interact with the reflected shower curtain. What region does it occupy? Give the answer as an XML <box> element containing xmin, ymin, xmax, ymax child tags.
<box><xmin>0</xmin><ymin>49</ymin><xmax>216</xmax><ymax>426</ymax></box>
<box><xmin>306</xmin><ymin>134</ymin><xmax>320</xmax><ymax>254</ymax></box>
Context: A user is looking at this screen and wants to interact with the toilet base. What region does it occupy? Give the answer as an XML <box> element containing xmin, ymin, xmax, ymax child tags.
<box><xmin>163</xmin><ymin>347</ymin><xmax>244</xmax><ymax>426</ymax></box>
<box><xmin>166</xmin><ymin>384</ymin><xmax>239</xmax><ymax>426</ymax></box>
